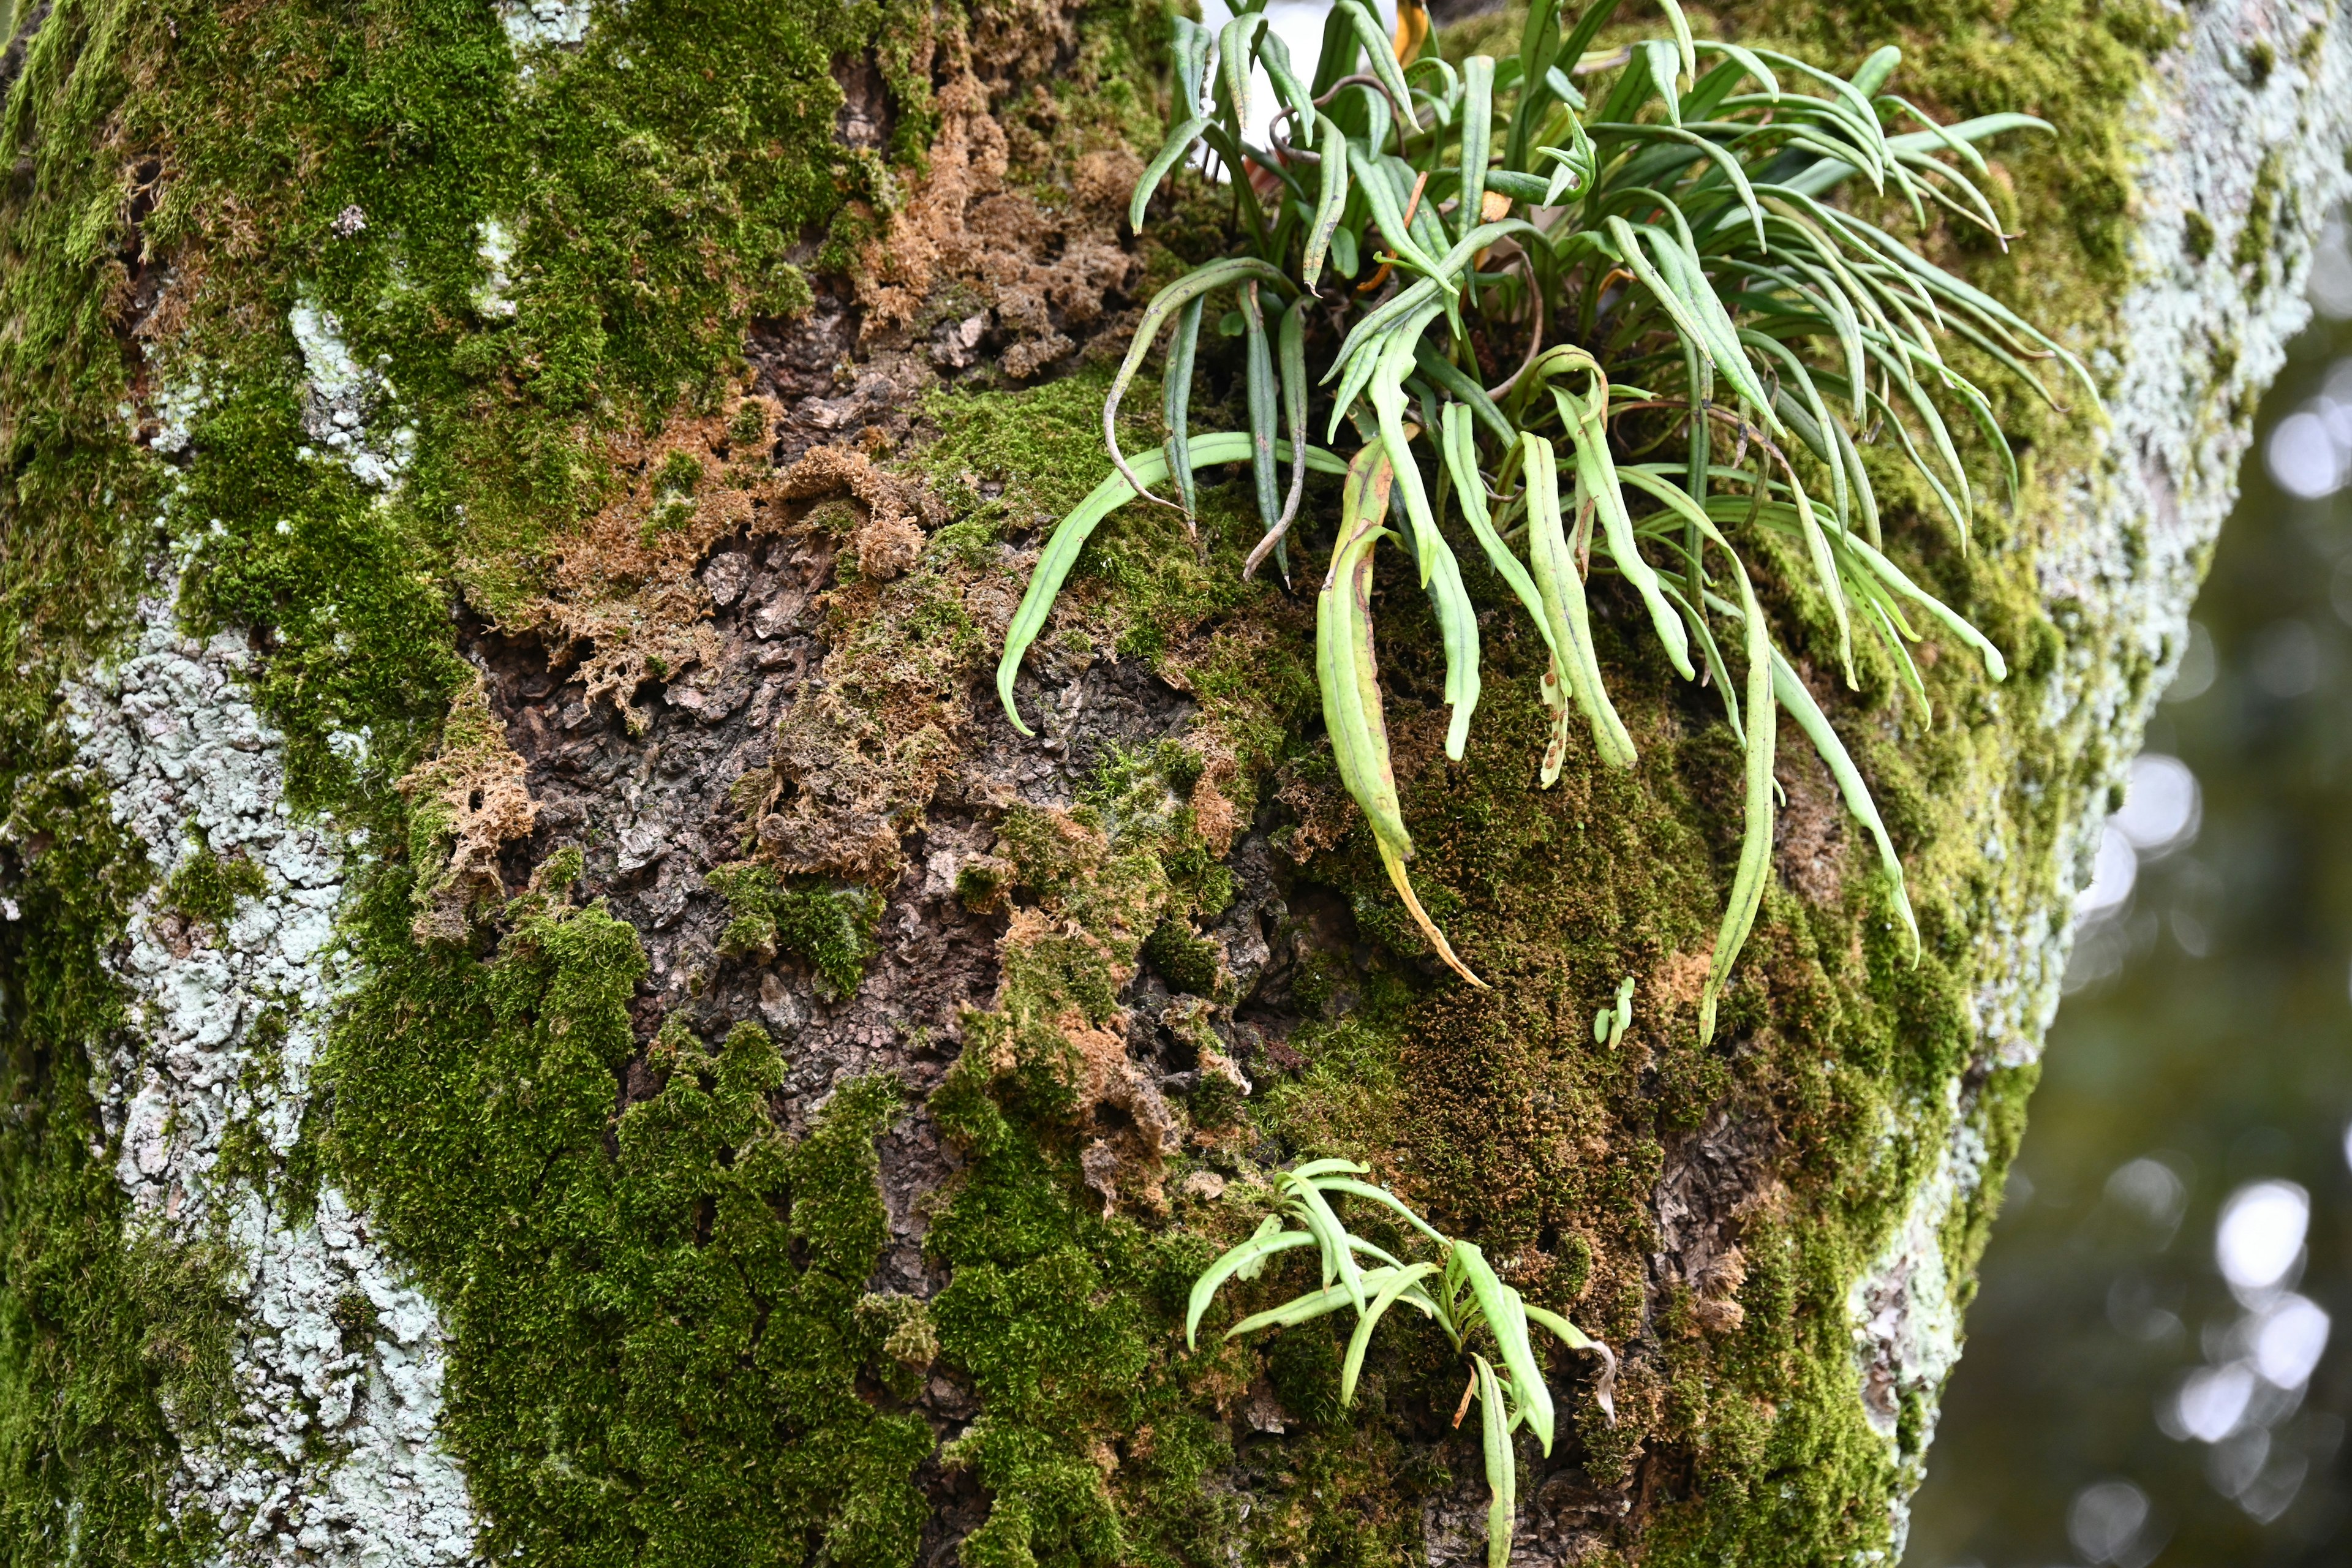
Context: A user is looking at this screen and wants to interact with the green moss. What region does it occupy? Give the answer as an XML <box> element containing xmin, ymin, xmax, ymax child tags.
<box><xmin>925</xmin><ymin>1058</ymin><xmax>1238</xmax><ymax>1568</ymax></box>
<box><xmin>2236</xmin><ymin>151</ymin><xmax>2285</xmax><ymax>270</ymax></box>
<box><xmin>321</xmin><ymin>873</ymin><xmax>931</xmax><ymax>1563</ymax></box>
<box><xmin>856</xmin><ymin>1291</ymin><xmax>940</xmax><ymax>1400</ymax></box>
<box><xmin>709</xmin><ymin>859</ymin><xmax>885</xmax><ymax>1001</ymax></box>
<box><xmin>1140</xmin><ymin>918</ymin><xmax>1221</xmax><ymax>997</ymax></box>
<box><xmin>159</xmin><ymin>836</ymin><xmax>268</xmax><ymax>933</ymax></box>
<box><xmin>0</xmin><ymin>775</ymin><xmax>237</xmax><ymax>1563</ymax></box>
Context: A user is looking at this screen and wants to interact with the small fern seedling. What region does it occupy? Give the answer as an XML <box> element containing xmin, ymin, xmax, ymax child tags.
<box><xmin>998</xmin><ymin>0</ymin><xmax>2097</xmax><ymax>1033</ymax></box>
<box><xmin>1188</xmin><ymin>1160</ymin><xmax>1616</xmax><ymax>1567</ymax></box>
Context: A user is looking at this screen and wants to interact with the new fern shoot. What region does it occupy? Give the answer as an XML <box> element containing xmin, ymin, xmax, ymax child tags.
<box><xmin>996</xmin><ymin>0</ymin><xmax>2094</xmax><ymax>1035</ymax></box>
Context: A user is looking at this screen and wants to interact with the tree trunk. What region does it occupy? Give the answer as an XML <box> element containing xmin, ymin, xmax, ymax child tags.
<box><xmin>0</xmin><ymin>1</ymin><xmax>2346</xmax><ymax>1565</ymax></box>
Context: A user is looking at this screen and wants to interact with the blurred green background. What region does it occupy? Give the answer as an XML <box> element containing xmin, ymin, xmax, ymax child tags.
<box><xmin>1904</xmin><ymin>222</ymin><xmax>2352</xmax><ymax>1567</ymax></box>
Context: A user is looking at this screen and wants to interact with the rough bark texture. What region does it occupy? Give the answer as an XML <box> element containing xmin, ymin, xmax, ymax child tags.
<box><xmin>0</xmin><ymin>1</ymin><xmax>2346</xmax><ymax>1566</ymax></box>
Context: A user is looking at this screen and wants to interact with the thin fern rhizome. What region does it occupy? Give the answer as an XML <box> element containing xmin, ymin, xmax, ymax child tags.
<box><xmin>995</xmin><ymin>2</ymin><xmax>2090</xmax><ymax>1550</ymax></box>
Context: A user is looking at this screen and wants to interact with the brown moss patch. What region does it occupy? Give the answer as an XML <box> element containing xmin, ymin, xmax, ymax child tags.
<box><xmin>854</xmin><ymin>14</ymin><xmax>1141</xmax><ymax>379</ymax></box>
<box><xmin>396</xmin><ymin>669</ymin><xmax>540</xmax><ymax>944</ymax></box>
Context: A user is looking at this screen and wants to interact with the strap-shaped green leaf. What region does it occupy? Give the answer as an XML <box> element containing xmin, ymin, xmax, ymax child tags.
<box><xmin>1241</xmin><ymin>294</ymin><xmax>1312</xmax><ymax>581</ymax></box>
<box><xmin>1642</xmin><ymin>39</ymin><xmax>1683</xmax><ymax>124</ymax></box>
<box><xmin>1521</xmin><ymin>1302</ymin><xmax>1592</xmax><ymax>1349</ymax></box>
<box><xmin>1603</xmin><ymin>123</ymin><xmax>1767</xmax><ymax>248</ymax></box>
<box><xmin>1226</xmin><ymin>1275</ymin><xmax>1380</xmax><ymax>1339</ymax></box>
<box><xmin>1483</xmin><ymin>169</ymin><xmax>1548</xmax><ymax>202</ymax></box>
<box><xmin>1656</xmin><ymin>576</ymin><xmax>1745</xmax><ymax>745</ymax></box>
<box><xmin>1743</xmin><ymin>334</ymin><xmax>1850</xmax><ymax>527</ymax></box>
<box><xmin>1415</xmin><ymin>344</ymin><xmax>1514</xmax><ymax>447</ymax></box>
<box><xmin>1369</xmin><ymin>303</ymin><xmax>1451</xmax><ymax>585</ymax></box>
<box><xmin>1340</xmin><ymin>1262</ymin><xmax>1442</xmax><ymax>1407</ymax></box>
<box><xmin>1129</xmin><ymin>19</ymin><xmax>1213</xmax><ymax>231</ymax></box>
<box><xmin>1254</xmin><ymin>19</ymin><xmax>1316</xmax><ymax>123</ymax></box>
<box><xmin>1604</xmin><ymin>215</ymin><xmax>1780</xmax><ymax>436</ymax></box>
<box><xmin>1217</xmin><ymin>13</ymin><xmax>1265</xmax><ymax>135</ymax></box>
<box><xmin>1310</xmin><ymin>0</ymin><xmax>1360</xmax><ymax>97</ymax></box>
<box><xmin>1132</xmin><ymin>116</ymin><xmax>1208</xmax><ymax>233</ymax></box>
<box><xmin>1405</xmin><ymin>50</ymin><xmax>1460</xmax><ymax>112</ymax></box>
<box><xmin>1458</xmin><ymin>56</ymin><xmax>1494</xmax><ymax>244</ymax></box>
<box><xmin>1000</xmin><ymin>432</ymin><xmax>1346</xmax><ymax>734</ymax></box>
<box><xmin>1781</xmin><ymin>183</ymin><xmax>2101</xmax><ymax>406</ymax></box>
<box><xmin>1546</xmin><ymin>363</ymin><xmax>1695</xmax><ymax>680</ymax></box>
<box><xmin>1699</xmin><ymin>554</ymin><xmax>1776</xmax><ymax>1044</ymax></box>
<box><xmin>1172</xmin><ymin>13</ymin><xmax>1210</xmax><ymax>107</ymax></box>
<box><xmin>1520</xmin><ymin>431</ymin><xmax>1635</xmax><ymax>769</ymax></box>
<box><xmin>1841</xmin><ymin>532</ymin><xmax>2008</xmax><ymax>677</ymax></box>
<box><xmin>1473</xmin><ymin>1354</ymin><xmax>1516</xmax><ymax>1568</ymax></box>
<box><xmin>1105</xmin><ymin>258</ymin><xmax>1288</xmax><ymax>514</ymax></box>
<box><xmin>1346</xmin><ymin>143</ymin><xmax>1442</xmax><ymax>280</ymax></box>
<box><xmin>1311</xmin><ymin>1175</ymin><xmax>1455</xmax><ymax>1248</ymax></box>
<box><xmin>1770</xmin><ymin>650</ymin><xmax>1920</xmax><ymax>960</ymax></box>
<box><xmin>1316</xmin><ymin>445</ymin><xmax>1488</xmax><ymax>986</ymax></box>
<box><xmin>1850</xmin><ymin>42</ymin><xmax>1902</xmax><ymax>95</ymax></box>
<box><xmin>1162</xmin><ymin>295</ymin><xmax>1204</xmax><ymax>524</ymax></box>
<box><xmin>1426</xmin><ymin>538</ymin><xmax>1482</xmax><ymax>760</ymax></box>
<box><xmin>1691</xmin><ymin>37</ymin><xmax>1781</xmax><ymax>96</ymax></box>
<box><xmin>1385</xmin><ymin>154</ymin><xmax>1453</xmax><ymax>270</ymax></box>
<box><xmin>1242</xmin><ymin>282</ymin><xmax>1283</xmax><ymax>538</ymax></box>
<box><xmin>1303</xmin><ymin>113</ymin><xmax>1351</xmax><ymax>287</ymax></box>
<box><xmin>1453</xmin><ymin>1242</ymin><xmax>1553</xmax><ymax>1456</ymax></box>
<box><xmin>1736</xmin><ymin>47</ymin><xmax>1891</xmax><ymax>190</ymax></box>
<box><xmin>1862</xmin><ymin>593</ymin><xmax>1934</xmax><ymax>716</ymax></box>
<box><xmin>1653</xmin><ymin>0</ymin><xmax>1698</xmax><ymax>81</ymax></box>
<box><xmin>1440</xmin><ymin>404</ymin><xmax>1558</xmax><ymax>674</ymax></box>
<box><xmin>1328</xmin><ymin>217</ymin><xmax>1539</xmax><ymax>418</ymax></box>
<box><xmin>1522</xmin><ymin>1302</ymin><xmax>1618</xmax><ymax>1421</ymax></box>
<box><xmin>1186</xmin><ymin>1224</ymin><xmax>1314</xmax><ymax>1348</ymax></box>
<box><xmin>1336</xmin><ymin>0</ymin><xmax>1420</xmax><ymax>131</ymax></box>
<box><xmin>1735</xmin><ymin>398</ymin><xmax>1856</xmax><ymax>686</ymax></box>
<box><xmin>1289</xmin><ymin>1169</ymin><xmax>1369</xmax><ymax>1313</ymax></box>
<box><xmin>1365</xmin><ymin>317</ymin><xmax>1481</xmax><ymax>758</ymax></box>
<box><xmin>1319</xmin><ymin>447</ymin><xmax>1411</xmax><ymax>854</ymax></box>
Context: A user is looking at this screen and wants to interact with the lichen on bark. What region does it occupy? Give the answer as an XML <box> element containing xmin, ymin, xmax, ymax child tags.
<box><xmin>4</xmin><ymin>0</ymin><xmax>2351</xmax><ymax>1564</ymax></box>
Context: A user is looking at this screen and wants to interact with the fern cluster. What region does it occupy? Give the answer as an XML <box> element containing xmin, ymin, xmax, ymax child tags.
<box><xmin>1188</xmin><ymin>1161</ymin><xmax>1615</xmax><ymax>1568</ymax></box>
<box><xmin>997</xmin><ymin>0</ymin><xmax>2093</xmax><ymax>1032</ymax></box>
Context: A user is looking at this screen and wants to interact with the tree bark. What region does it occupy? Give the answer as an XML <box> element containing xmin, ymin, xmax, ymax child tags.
<box><xmin>0</xmin><ymin>1</ymin><xmax>2347</xmax><ymax>1566</ymax></box>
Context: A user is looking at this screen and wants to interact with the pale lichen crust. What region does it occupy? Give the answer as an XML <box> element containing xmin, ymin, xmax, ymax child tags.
<box><xmin>65</xmin><ymin>592</ymin><xmax>475</xmax><ymax>1565</ymax></box>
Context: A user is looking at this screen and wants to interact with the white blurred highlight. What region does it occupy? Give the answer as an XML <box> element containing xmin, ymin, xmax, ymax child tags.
<box><xmin>2217</xmin><ymin>1180</ymin><xmax>2310</xmax><ymax>1300</ymax></box>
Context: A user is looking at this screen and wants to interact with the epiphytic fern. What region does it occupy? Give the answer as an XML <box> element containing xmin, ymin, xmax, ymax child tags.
<box><xmin>1189</xmin><ymin>1161</ymin><xmax>1616</xmax><ymax>1568</ymax></box>
<box><xmin>997</xmin><ymin>0</ymin><xmax>2092</xmax><ymax>1035</ymax></box>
